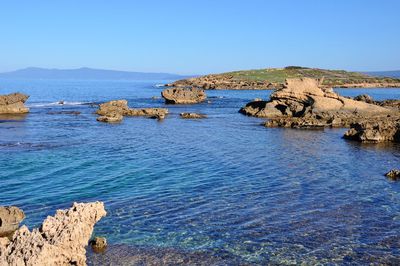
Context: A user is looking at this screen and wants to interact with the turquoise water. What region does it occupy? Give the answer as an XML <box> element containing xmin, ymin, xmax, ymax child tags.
<box><xmin>1</xmin><ymin>79</ymin><xmax>400</xmax><ymax>264</ymax></box>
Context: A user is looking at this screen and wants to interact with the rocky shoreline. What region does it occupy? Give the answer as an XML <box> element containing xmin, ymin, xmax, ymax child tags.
<box><xmin>0</xmin><ymin>202</ymin><xmax>106</xmax><ymax>266</ymax></box>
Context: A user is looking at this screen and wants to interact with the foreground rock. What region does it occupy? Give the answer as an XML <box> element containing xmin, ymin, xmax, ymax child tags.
<box><xmin>240</xmin><ymin>78</ymin><xmax>395</xmax><ymax>128</ymax></box>
<box><xmin>385</xmin><ymin>169</ymin><xmax>400</xmax><ymax>181</ymax></box>
<box><xmin>0</xmin><ymin>202</ymin><xmax>106</xmax><ymax>266</ymax></box>
<box><xmin>96</xmin><ymin>100</ymin><xmax>168</xmax><ymax>122</ymax></box>
<box><xmin>343</xmin><ymin>120</ymin><xmax>400</xmax><ymax>143</ymax></box>
<box><xmin>161</xmin><ymin>88</ymin><xmax>206</xmax><ymax>104</ymax></box>
<box><xmin>0</xmin><ymin>207</ymin><xmax>25</xmax><ymax>237</ymax></box>
<box><xmin>0</xmin><ymin>93</ymin><xmax>30</xmax><ymax>114</ymax></box>
<box><xmin>180</xmin><ymin>113</ymin><xmax>207</xmax><ymax>119</ymax></box>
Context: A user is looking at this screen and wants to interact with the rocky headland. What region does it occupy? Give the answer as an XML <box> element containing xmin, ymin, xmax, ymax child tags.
<box><xmin>161</xmin><ymin>87</ymin><xmax>207</xmax><ymax>104</ymax></box>
<box><xmin>0</xmin><ymin>93</ymin><xmax>30</xmax><ymax>114</ymax></box>
<box><xmin>166</xmin><ymin>67</ymin><xmax>400</xmax><ymax>90</ymax></box>
<box><xmin>0</xmin><ymin>202</ymin><xmax>106</xmax><ymax>266</ymax></box>
<box><xmin>96</xmin><ymin>100</ymin><xmax>168</xmax><ymax>122</ymax></box>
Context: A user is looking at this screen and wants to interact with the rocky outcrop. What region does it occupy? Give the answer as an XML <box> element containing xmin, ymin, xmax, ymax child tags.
<box><xmin>161</xmin><ymin>88</ymin><xmax>206</xmax><ymax>104</ymax></box>
<box><xmin>240</xmin><ymin>78</ymin><xmax>396</xmax><ymax>129</ymax></box>
<box><xmin>0</xmin><ymin>207</ymin><xmax>25</xmax><ymax>237</ymax></box>
<box><xmin>166</xmin><ymin>75</ymin><xmax>279</xmax><ymax>90</ymax></box>
<box><xmin>180</xmin><ymin>113</ymin><xmax>207</xmax><ymax>119</ymax></box>
<box><xmin>385</xmin><ymin>169</ymin><xmax>400</xmax><ymax>181</ymax></box>
<box><xmin>96</xmin><ymin>100</ymin><xmax>168</xmax><ymax>122</ymax></box>
<box><xmin>0</xmin><ymin>93</ymin><xmax>29</xmax><ymax>114</ymax></box>
<box><xmin>343</xmin><ymin>120</ymin><xmax>400</xmax><ymax>143</ymax></box>
<box><xmin>0</xmin><ymin>202</ymin><xmax>106</xmax><ymax>266</ymax></box>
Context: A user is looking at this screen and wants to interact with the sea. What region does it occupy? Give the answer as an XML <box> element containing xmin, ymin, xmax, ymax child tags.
<box><xmin>1</xmin><ymin>79</ymin><xmax>400</xmax><ymax>265</ymax></box>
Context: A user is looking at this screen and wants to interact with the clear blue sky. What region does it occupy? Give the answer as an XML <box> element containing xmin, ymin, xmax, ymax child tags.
<box><xmin>0</xmin><ymin>0</ymin><xmax>399</xmax><ymax>74</ymax></box>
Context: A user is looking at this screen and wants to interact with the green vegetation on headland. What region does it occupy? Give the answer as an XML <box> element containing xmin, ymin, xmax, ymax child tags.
<box><xmin>169</xmin><ymin>66</ymin><xmax>400</xmax><ymax>89</ymax></box>
<box><xmin>225</xmin><ymin>66</ymin><xmax>399</xmax><ymax>86</ymax></box>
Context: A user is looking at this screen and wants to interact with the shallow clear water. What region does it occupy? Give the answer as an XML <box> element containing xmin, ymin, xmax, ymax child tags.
<box><xmin>1</xmin><ymin>80</ymin><xmax>400</xmax><ymax>264</ymax></box>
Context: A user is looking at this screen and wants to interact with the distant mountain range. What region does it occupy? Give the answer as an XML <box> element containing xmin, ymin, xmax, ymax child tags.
<box><xmin>365</xmin><ymin>71</ymin><xmax>400</xmax><ymax>78</ymax></box>
<box><xmin>0</xmin><ymin>67</ymin><xmax>188</xmax><ymax>80</ymax></box>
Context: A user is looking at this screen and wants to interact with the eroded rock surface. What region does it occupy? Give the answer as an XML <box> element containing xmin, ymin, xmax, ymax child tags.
<box><xmin>161</xmin><ymin>88</ymin><xmax>206</xmax><ymax>104</ymax></box>
<box><xmin>0</xmin><ymin>93</ymin><xmax>30</xmax><ymax>114</ymax></box>
<box><xmin>0</xmin><ymin>202</ymin><xmax>106</xmax><ymax>266</ymax></box>
<box><xmin>343</xmin><ymin>120</ymin><xmax>400</xmax><ymax>143</ymax></box>
<box><xmin>96</xmin><ymin>100</ymin><xmax>168</xmax><ymax>122</ymax></box>
<box><xmin>240</xmin><ymin>78</ymin><xmax>396</xmax><ymax>129</ymax></box>
<box><xmin>0</xmin><ymin>207</ymin><xmax>25</xmax><ymax>237</ymax></box>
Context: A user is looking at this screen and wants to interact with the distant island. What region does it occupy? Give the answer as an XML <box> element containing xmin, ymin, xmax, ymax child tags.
<box><xmin>167</xmin><ymin>66</ymin><xmax>400</xmax><ymax>90</ymax></box>
<box><xmin>0</xmin><ymin>67</ymin><xmax>188</xmax><ymax>80</ymax></box>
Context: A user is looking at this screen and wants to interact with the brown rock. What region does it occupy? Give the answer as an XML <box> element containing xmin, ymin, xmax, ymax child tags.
<box><xmin>180</xmin><ymin>113</ymin><xmax>207</xmax><ymax>119</ymax></box>
<box><xmin>97</xmin><ymin>112</ymin><xmax>123</xmax><ymax>123</ymax></box>
<box><xmin>354</xmin><ymin>94</ymin><xmax>374</xmax><ymax>104</ymax></box>
<box><xmin>385</xmin><ymin>169</ymin><xmax>400</xmax><ymax>181</ymax></box>
<box><xmin>90</xmin><ymin>237</ymin><xmax>107</xmax><ymax>253</ymax></box>
<box><xmin>96</xmin><ymin>100</ymin><xmax>130</xmax><ymax>116</ymax></box>
<box><xmin>0</xmin><ymin>93</ymin><xmax>30</xmax><ymax>114</ymax></box>
<box><xmin>0</xmin><ymin>207</ymin><xmax>25</xmax><ymax>238</ymax></box>
<box><xmin>96</xmin><ymin>100</ymin><xmax>168</xmax><ymax>122</ymax></box>
<box><xmin>0</xmin><ymin>202</ymin><xmax>106</xmax><ymax>266</ymax></box>
<box><xmin>161</xmin><ymin>88</ymin><xmax>206</xmax><ymax>104</ymax></box>
<box><xmin>343</xmin><ymin>120</ymin><xmax>400</xmax><ymax>143</ymax></box>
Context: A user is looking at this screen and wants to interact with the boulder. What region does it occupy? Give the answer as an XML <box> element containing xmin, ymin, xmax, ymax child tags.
<box><xmin>180</xmin><ymin>113</ymin><xmax>207</xmax><ymax>119</ymax></box>
<box><xmin>0</xmin><ymin>207</ymin><xmax>25</xmax><ymax>237</ymax></box>
<box><xmin>90</xmin><ymin>237</ymin><xmax>107</xmax><ymax>253</ymax></box>
<box><xmin>96</xmin><ymin>100</ymin><xmax>168</xmax><ymax>122</ymax></box>
<box><xmin>0</xmin><ymin>202</ymin><xmax>106</xmax><ymax>266</ymax></box>
<box><xmin>97</xmin><ymin>112</ymin><xmax>123</xmax><ymax>123</ymax></box>
<box><xmin>385</xmin><ymin>169</ymin><xmax>400</xmax><ymax>181</ymax></box>
<box><xmin>354</xmin><ymin>94</ymin><xmax>374</xmax><ymax>104</ymax></box>
<box><xmin>161</xmin><ymin>88</ymin><xmax>206</xmax><ymax>104</ymax></box>
<box><xmin>343</xmin><ymin>120</ymin><xmax>400</xmax><ymax>143</ymax></box>
<box><xmin>96</xmin><ymin>100</ymin><xmax>130</xmax><ymax>116</ymax></box>
<box><xmin>0</xmin><ymin>93</ymin><xmax>29</xmax><ymax>114</ymax></box>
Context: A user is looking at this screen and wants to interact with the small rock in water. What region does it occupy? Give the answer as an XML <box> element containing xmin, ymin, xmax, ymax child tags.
<box><xmin>58</xmin><ymin>100</ymin><xmax>65</xmax><ymax>105</ymax></box>
<box><xmin>180</xmin><ymin>113</ymin><xmax>207</xmax><ymax>119</ymax></box>
<box><xmin>385</xmin><ymin>169</ymin><xmax>400</xmax><ymax>181</ymax></box>
<box><xmin>151</xmin><ymin>96</ymin><xmax>160</xmax><ymax>100</ymax></box>
<box><xmin>90</xmin><ymin>236</ymin><xmax>107</xmax><ymax>253</ymax></box>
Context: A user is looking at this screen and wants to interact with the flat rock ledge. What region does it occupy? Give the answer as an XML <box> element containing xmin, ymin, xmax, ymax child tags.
<box><xmin>161</xmin><ymin>88</ymin><xmax>206</xmax><ymax>104</ymax></box>
<box><xmin>96</xmin><ymin>100</ymin><xmax>168</xmax><ymax>122</ymax></box>
<box><xmin>240</xmin><ymin>78</ymin><xmax>398</xmax><ymax>129</ymax></box>
<box><xmin>180</xmin><ymin>113</ymin><xmax>207</xmax><ymax>119</ymax></box>
<box><xmin>0</xmin><ymin>93</ymin><xmax>30</xmax><ymax>114</ymax></box>
<box><xmin>0</xmin><ymin>202</ymin><xmax>106</xmax><ymax>266</ymax></box>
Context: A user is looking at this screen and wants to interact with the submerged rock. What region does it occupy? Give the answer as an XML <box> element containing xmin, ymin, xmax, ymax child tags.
<box><xmin>180</xmin><ymin>113</ymin><xmax>207</xmax><ymax>119</ymax></box>
<box><xmin>385</xmin><ymin>169</ymin><xmax>400</xmax><ymax>181</ymax></box>
<box><xmin>96</xmin><ymin>100</ymin><xmax>168</xmax><ymax>122</ymax></box>
<box><xmin>343</xmin><ymin>120</ymin><xmax>400</xmax><ymax>143</ymax></box>
<box><xmin>0</xmin><ymin>202</ymin><xmax>106</xmax><ymax>266</ymax></box>
<box><xmin>0</xmin><ymin>207</ymin><xmax>25</xmax><ymax>238</ymax></box>
<box><xmin>90</xmin><ymin>237</ymin><xmax>107</xmax><ymax>253</ymax></box>
<box><xmin>161</xmin><ymin>88</ymin><xmax>206</xmax><ymax>104</ymax></box>
<box><xmin>0</xmin><ymin>93</ymin><xmax>30</xmax><ymax>114</ymax></box>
